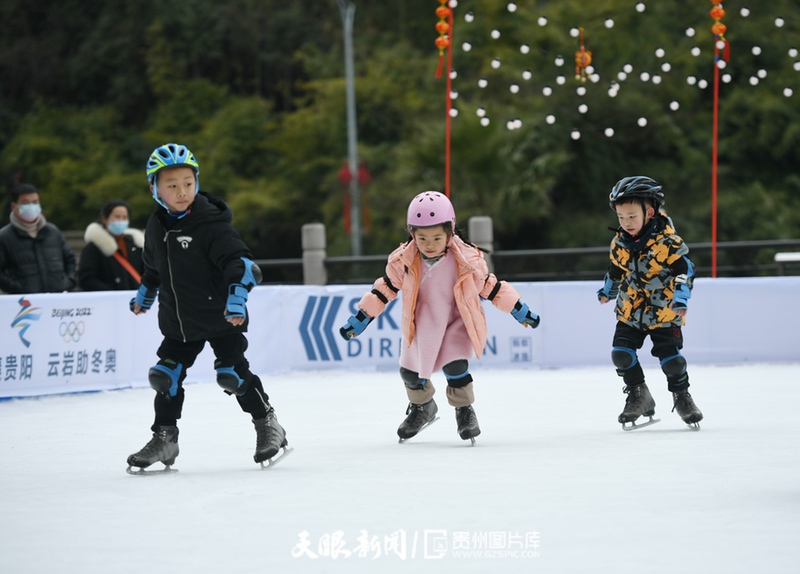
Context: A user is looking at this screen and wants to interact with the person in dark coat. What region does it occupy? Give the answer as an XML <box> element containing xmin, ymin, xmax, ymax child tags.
<box><xmin>0</xmin><ymin>183</ymin><xmax>76</xmax><ymax>294</ymax></box>
<box><xmin>78</xmin><ymin>199</ymin><xmax>145</xmax><ymax>291</ymax></box>
<box><xmin>126</xmin><ymin>143</ymin><xmax>290</xmax><ymax>474</ymax></box>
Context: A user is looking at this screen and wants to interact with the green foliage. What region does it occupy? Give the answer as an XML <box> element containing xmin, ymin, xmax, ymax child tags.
<box><xmin>1</xmin><ymin>0</ymin><xmax>799</xmax><ymax>267</ymax></box>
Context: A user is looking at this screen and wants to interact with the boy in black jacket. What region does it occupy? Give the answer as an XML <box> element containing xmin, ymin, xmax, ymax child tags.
<box><xmin>127</xmin><ymin>143</ymin><xmax>289</xmax><ymax>472</ymax></box>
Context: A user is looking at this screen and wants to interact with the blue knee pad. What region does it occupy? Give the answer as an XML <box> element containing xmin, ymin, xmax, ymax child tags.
<box><xmin>611</xmin><ymin>347</ymin><xmax>638</xmax><ymax>371</ymax></box>
<box><xmin>660</xmin><ymin>354</ymin><xmax>687</xmax><ymax>377</ymax></box>
<box><xmin>216</xmin><ymin>365</ymin><xmax>248</xmax><ymax>396</ymax></box>
<box><xmin>148</xmin><ymin>359</ymin><xmax>183</xmax><ymax>397</ymax></box>
<box><xmin>443</xmin><ymin>359</ymin><xmax>473</xmax><ymax>388</ymax></box>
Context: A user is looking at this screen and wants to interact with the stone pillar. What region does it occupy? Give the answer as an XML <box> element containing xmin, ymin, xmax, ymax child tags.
<box><xmin>468</xmin><ymin>216</ymin><xmax>494</xmax><ymax>272</ymax></box>
<box><xmin>302</xmin><ymin>223</ymin><xmax>327</xmax><ymax>285</ymax></box>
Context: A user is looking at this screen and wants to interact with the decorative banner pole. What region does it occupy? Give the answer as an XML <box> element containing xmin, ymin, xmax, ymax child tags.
<box><xmin>435</xmin><ymin>0</ymin><xmax>454</xmax><ymax>198</ymax></box>
<box><xmin>710</xmin><ymin>1</ymin><xmax>729</xmax><ymax>278</ymax></box>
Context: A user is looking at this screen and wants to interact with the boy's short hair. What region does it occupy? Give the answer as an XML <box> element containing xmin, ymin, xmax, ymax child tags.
<box><xmin>614</xmin><ymin>196</ymin><xmax>654</xmax><ymax>213</ymax></box>
<box><xmin>10</xmin><ymin>183</ymin><xmax>39</xmax><ymax>203</ymax></box>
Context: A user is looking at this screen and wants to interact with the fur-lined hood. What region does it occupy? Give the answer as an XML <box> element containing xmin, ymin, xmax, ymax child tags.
<box><xmin>84</xmin><ymin>222</ymin><xmax>145</xmax><ymax>257</ymax></box>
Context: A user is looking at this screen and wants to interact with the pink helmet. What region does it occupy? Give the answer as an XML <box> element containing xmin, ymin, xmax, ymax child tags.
<box><xmin>406</xmin><ymin>191</ymin><xmax>456</xmax><ymax>229</ymax></box>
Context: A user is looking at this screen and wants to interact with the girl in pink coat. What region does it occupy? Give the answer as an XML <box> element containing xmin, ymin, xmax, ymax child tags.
<box><xmin>339</xmin><ymin>191</ymin><xmax>541</xmax><ymax>443</ymax></box>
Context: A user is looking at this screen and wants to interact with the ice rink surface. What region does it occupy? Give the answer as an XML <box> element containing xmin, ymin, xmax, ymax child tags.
<box><xmin>2</xmin><ymin>363</ymin><xmax>799</xmax><ymax>574</ymax></box>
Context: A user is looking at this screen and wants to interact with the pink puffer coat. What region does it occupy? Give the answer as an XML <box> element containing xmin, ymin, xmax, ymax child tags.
<box><xmin>358</xmin><ymin>236</ymin><xmax>521</xmax><ymax>358</ymax></box>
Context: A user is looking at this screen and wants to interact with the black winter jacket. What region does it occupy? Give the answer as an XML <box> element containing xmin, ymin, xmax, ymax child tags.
<box><xmin>78</xmin><ymin>223</ymin><xmax>145</xmax><ymax>291</ymax></box>
<box><xmin>0</xmin><ymin>221</ymin><xmax>77</xmax><ymax>294</ymax></box>
<box><xmin>141</xmin><ymin>191</ymin><xmax>253</xmax><ymax>342</ymax></box>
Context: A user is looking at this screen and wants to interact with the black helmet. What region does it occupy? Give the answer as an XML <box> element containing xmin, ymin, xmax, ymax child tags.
<box><xmin>609</xmin><ymin>176</ymin><xmax>664</xmax><ymax>209</ymax></box>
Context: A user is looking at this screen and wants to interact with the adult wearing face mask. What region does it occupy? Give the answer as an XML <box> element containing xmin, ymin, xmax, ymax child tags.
<box><xmin>78</xmin><ymin>199</ymin><xmax>145</xmax><ymax>291</ymax></box>
<box><xmin>0</xmin><ymin>183</ymin><xmax>77</xmax><ymax>294</ymax></box>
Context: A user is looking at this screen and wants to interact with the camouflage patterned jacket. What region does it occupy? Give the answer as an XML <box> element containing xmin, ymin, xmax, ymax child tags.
<box><xmin>605</xmin><ymin>213</ymin><xmax>694</xmax><ymax>331</ymax></box>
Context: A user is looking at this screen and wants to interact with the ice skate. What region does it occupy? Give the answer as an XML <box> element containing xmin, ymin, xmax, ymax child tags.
<box><xmin>672</xmin><ymin>390</ymin><xmax>703</xmax><ymax>430</ymax></box>
<box><xmin>126</xmin><ymin>425</ymin><xmax>179</xmax><ymax>474</ymax></box>
<box><xmin>397</xmin><ymin>399</ymin><xmax>439</xmax><ymax>442</ymax></box>
<box><xmin>619</xmin><ymin>383</ymin><xmax>660</xmax><ymax>431</ymax></box>
<box><xmin>253</xmin><ymin>407</ymin><xmax>293</xmax><ymax>469</ymax></box>
<box><xmin>455</xmin><ymin>405</ymin><xmax>481</xmax><ymax>444</ymax></box>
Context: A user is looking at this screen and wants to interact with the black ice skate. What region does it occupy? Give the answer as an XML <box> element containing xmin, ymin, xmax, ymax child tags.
<box><xmin>126</xmin><ymin>425</ymin><xmax>179</xmax><ymax>475</ymax></box>
<box><xmin>619</xmin><ymin>383</ymin><xmax>660</xmax><ymax>431</ymax></box>
<box><xmin>672</xmin><ymin>390</ymin><xmax>703</xmax><ymax>430</ymax></box>
<box><xmin>397</xmin><ymin>399</ymin><xmax>439</xmax><ymax>443</ymax></box>
<box><xmin>455</xmin><ymin>405</ymin><xmax>481</xmax><ymax>445</ymax></box>
<box><xmin>253</xmin><ymin>407</ymin><xmax>293</xmax><ymax>469</ymax></box>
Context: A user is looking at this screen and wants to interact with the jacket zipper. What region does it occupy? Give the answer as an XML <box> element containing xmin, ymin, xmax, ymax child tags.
<box><xmin>164</xmin><ymin>229</ymin><xmax>187</xmax><ymax>342</ymax></box>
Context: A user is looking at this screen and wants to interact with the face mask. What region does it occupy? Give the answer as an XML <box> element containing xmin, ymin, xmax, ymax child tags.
<box><xmin>17</xmin><ymin>204</ymin><xmax>42</xmax><ymax>222</ymax></box>
<box><xmin>107</xmin><ymin>221</ymin><xmax>129</xmax><ymax>236</ymax></box>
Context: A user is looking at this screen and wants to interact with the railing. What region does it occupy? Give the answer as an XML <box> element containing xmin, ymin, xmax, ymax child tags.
<box><xmin>255</xmin><ymin>237</ymin><xmax>800</xmax><ymax>285</ymax></box>
<box><xmin>63</xmin><ymin>227</ymin><xmax>800</xmax><ymax>285</ymax></box>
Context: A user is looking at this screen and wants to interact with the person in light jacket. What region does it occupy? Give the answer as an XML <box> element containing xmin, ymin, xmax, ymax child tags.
<box><xmin>339</xmin><ymin>191</ymin><xmax>541</xmax><ymax>444</ymax></box>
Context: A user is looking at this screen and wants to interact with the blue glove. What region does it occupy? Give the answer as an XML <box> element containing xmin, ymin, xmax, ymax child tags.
<box><xmin>225</xmin><ymin>284</ymin><xmax>248</xmax><ymax>319</ymax></box>
<box><xmin>130</xmin><ymin>284</ymin><xmax>157</xmax><ymax>313</ymax></box>
<box><xmin>597</xmin><ymin>274</ymin><xmax>620</xmax><ymax>302</ymax></box>
<box><xmin>671</xmin><ymin>274</ymin><xmax>691</xmax><ymax>310</ymax></box>
<box><xmin>511</xmin><ymin>301</ymin><xmax>540</xmax><ymax>329</ymax></box>
<box><xmin>339</xmin><ymin>310</ymin><xmax>373</xmax><ymax>340</ymax></box>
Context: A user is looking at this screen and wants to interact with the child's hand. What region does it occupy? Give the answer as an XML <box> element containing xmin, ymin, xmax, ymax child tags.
<box><xmin>225</xmin><ymin>283</ymin><xmax>249</xmax><ymax>321</ymax></box>
<box><xmin>597</xmin><ymin>274</ymin><xmax>619</xmax><ymax>304</ymax></box>
<box><xmin>670</xmin><ymin>305</ymin><xmax>687</xmax><ymax>318</ymax></box>
<box><xmin>339</xmin><ymin>310</ymin><xmax>372</xmax><ymax>340</ymax></box>
<box><xmin>130</xmin><ymin>284</ymin><xmax>157</xmax><ymax>315</ymax></box>
<box><xmin>511</xmin><ymin>301</ymin><xmax>540</xmax><ymax>328</ymax></box>
<box><xmin>670</xmin><ymin>275</ymin><xmax>691</xmax><ymax>317</ymax></box>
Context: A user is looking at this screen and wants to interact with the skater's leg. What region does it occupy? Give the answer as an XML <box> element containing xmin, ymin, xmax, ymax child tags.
<box><xmin>650</xmin><ymin>326</ymin><xmax>689</xmax><ymax>392</ymax></box>
<box><xmin>443</xmin><ymin>360</ymin><xmax>480</xmax><ymax>440</ymax></box>
<box><xmin>397</xmin><ymin>367</ymin><xmax>438</xmax><ymax>439</ymax></box>
<box><xmin>612</xmin><ymin>324</ymin><xmax>655</xmax><ymax>423</ymax></box>
<box><xmin>400</xmin><ymin>366</ymin><xmax>435</xmax><ymax>404</ymax></box>
<box><xmin>129</xmin><ymin>337</ymin><xmax>201</xmax><ymax>467</ymax></box>
<box><xmin>209</xmin><ymin>334</ymin><xmax>286</xmax><ymax>462</ymax></box>
<box><xmin>150</xmin><ymin>338</ymin><xmax>203</xmax><ymax>430</ymax></box>
<box><xmin>651</xmin><ymin>327</ymin><xmax>702</xmax><ymax>424</ymax></box>
<box><xmin>442</xmin><ymin>359</ymin><xmax>474</xmax><ymax>407</ymax></box>
<box><xmin>209</xmin><ymin>333</ymin><xmax>270</xmax><ymax>418</ymax></box>
<box><xmin>611</xmin><ymin>323</ymin><xmax>647</xmax><ymax>386</ymax></box>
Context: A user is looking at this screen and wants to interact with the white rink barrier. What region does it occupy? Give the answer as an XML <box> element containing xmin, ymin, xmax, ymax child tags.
<box><xmin>1</xmin><ymin>277</ymin><xmax>798</xmax><ymax>398</ymax></box>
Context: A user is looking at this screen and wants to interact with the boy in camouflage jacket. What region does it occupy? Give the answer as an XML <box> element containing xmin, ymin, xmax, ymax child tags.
<box><xmin>597</xmin><ymin>176</ymin><xmax>703</xmax><ymax>430</ymax></box>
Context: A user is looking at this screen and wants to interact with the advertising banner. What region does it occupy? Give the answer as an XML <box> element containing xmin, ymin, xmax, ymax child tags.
<box><xmin>2</xmin><ymin>277</ymin><xmax>799</xmax><ymax>398</ymax></box>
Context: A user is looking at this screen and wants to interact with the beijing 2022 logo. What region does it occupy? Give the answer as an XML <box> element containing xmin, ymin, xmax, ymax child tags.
<box><xmin>11</xmin><ymin>297</ymin><xmax>41</xmax><ymax>348</ymax></box>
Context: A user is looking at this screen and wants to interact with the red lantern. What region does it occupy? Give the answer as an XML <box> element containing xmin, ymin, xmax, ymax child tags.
<box><xmin>574</xmin><ymin>28</ymin><xmax>592</xmax><ymax>82</ymax></box>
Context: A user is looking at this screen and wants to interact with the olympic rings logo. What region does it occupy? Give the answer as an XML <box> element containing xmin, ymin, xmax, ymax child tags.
<box><xmin>59</xmin><ymin>321</ymin><xmax>86</xmax><ymax>343</ymax></box>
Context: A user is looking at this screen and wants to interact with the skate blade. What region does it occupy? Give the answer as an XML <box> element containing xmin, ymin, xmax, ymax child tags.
<box><xmin>126</xmin><ymin>464</ymin><xmax>178</xmax><ymax>476</ymax></box>
<box><xmin>686</xmin><ymin>422</ymin><xmax>701</xmax><ymax>431</ymax></box>
<box><xmin>398</xmin><ymin>417</ymin><xmax>440</xmax><ymax>443</ymax></box>
<box><xmin>621</xmin><ymin>416</ymin><xmax>661</xmax><ymax>431</ymax></box>
<box><xmin>259</xmin><ymin>446</ymin><xmax>294</xmax><ymax>470</ymax></box>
